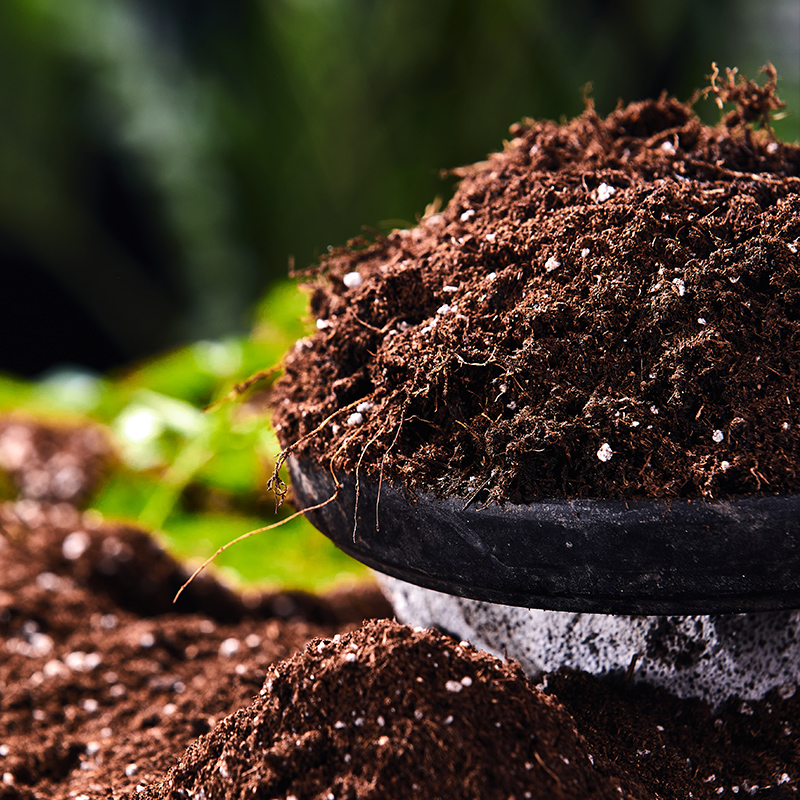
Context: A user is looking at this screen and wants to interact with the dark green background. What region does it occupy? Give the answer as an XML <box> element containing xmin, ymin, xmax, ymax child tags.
<box><xmin>2</xmin><ymin>0</ymin><xmax>798</xmax><ymax>376</ymax></box>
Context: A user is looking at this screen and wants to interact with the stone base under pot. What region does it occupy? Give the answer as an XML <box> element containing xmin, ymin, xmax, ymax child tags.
<box><xmin>378</xmin><ymin>575</ymin><xmax>800</xmax><ymax>708</ymax></box>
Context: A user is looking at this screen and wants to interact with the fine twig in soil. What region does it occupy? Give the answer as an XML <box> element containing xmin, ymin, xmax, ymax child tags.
<box><xmin>462</xmin><ymin>471</ymin><xmax>494</xmax><ymax>511</ymax></box>
<box><xmin>533</xmin><ymin>751</ymin><xmax>562</xmax><ymax>789</ymax></box>
<box><xmin>683</xmin><ymin>159</ymin><xmax>799</xmax><ymax>184</ymax></box>
<box><xmin>173</xmin><ymin>489</ymin><xmax>341</xmax><ymax>604</ymax></box>
<box><xmin>376</xmin><ymin>406</ymin><xmax>405</xmax><ymax>532</ymax></box>
<box><xmin>353</xmin><ymin>424</ymin><xmax>388</xmax><ymax>543</ymax></box>
<box><xmin>268</xmin><ymin>394</ymin><xmax>375</xmax><ymax>508</ymax></box>
<box><xmin>703</xmin><ymin>62</ymin><xmax>785</xmax><ymax>131</ymax></box>
<box><xmin>204</xmin><ymin>365</ymin><xmax>282</xmax><ymax>413</ymax></box>
<box><xmin>352</xmin><ymin>313</ymin><xmax>401</xmax><ymax>335</ymax></box>
<box><xmin>624</xmin><ymin>652</ymin><xmax>641</xmax><ymax>684</ymax></box>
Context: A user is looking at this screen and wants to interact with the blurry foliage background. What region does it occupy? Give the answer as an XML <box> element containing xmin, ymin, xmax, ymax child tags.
<box><xmin>0</xmin><ymin>0</ymin><xmax>798</xmax><ymax>591</ymax></box>
<box><xmin>1</xmin><ymin>0</ymin><xmax>798</xmax><ymax>375</ymax></box>
<box><xmin>0</xmin><ymin>281</ymin><xmax>371</xmax><ymax>591</ymax></box>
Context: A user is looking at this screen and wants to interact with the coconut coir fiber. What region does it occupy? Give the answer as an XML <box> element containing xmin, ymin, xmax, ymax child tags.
<box><xmin>272</xmin><ymin>71</ymin><xmax>800</xmax><ymax>503</ymax></box>
<box><xmin>1</xmin><ymin>419</ymin><xmax>799</xmax><ymax>798</ymax></box>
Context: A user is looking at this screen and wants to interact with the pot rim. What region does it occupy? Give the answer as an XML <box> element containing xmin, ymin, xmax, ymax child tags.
<box><xmin>288</xmin><ymin>457</ymin><xmax>800</xmax><ymax>614</ymax></box>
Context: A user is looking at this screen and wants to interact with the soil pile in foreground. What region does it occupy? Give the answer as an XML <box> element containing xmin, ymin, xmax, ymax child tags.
<box><xmin>0</xmin><ymin>419</ymin><xmax>798</xmax><ymax>799</ymax></box>
<box><xmin>138</xmin><ymin>620</ymin><xmax>800</xmax><ymax>800</ymax></box>
<box><xmin>0</xmin><ymin>418</ymin><xmax>391</xmax><ymax>800</ymax></box>
<box><xmin>272</xmin><ymin>70</ymin><xmax>800</xmax><ymax>502</ymax></box>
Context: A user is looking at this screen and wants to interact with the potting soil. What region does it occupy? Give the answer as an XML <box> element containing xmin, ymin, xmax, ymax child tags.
<box><xmin>0</xmin><ymin>418</ymin><xmax>798</xmax><ymax>799</ymax></box>
<box><xmin>272</xmin><ymin>68</ymin><xmax>800</xmax><ymax>503</ymax></box>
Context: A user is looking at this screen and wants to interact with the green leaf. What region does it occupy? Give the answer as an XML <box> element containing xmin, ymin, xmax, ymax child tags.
<box><xmin>0</xmin><ymin>373</ymin><xmax>34</xmax><ymax>411</ymax></box>
<box><xmin>91</xmin><ymin>469</ymin><xmax>163</xmax><ymax>523</ymax></box>
<box><xmin>161</xmin><ymin>511</ymin><xmax>369</xmax><ymax>592</ymax></box>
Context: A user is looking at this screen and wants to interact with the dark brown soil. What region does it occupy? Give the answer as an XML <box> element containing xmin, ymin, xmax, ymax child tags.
<box><xmin>1</xmin><ymin>419</ymin><xmax>799</xmax><ymax>799</ymax></box>
<box><xmin>139</xmin><ymin>620</ymin><xmax>800</xmax><ymax>800</ymax></box>
<box><xmin>0</xmin><ymin>418</ymin><xmax>392</xmax><ymax>800</ymax></box>
<box><xmin>271</xmin><ymin>70</ymin><xmax>800</xmax><ymax>503</ymax></box>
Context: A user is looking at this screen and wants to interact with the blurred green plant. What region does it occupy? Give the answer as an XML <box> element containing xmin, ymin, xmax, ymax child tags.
<box><xmin>1</xmin><ymin>0</ymin><xmax>796</xmax><ymax>374</ymax></box>
<box><xmin>0</xmin><ymin>281</ymin><xmax>369</xmax><ymax>592</ymax></box>
<box><xmin>1</xmin><ymin>0</ymin><xmax>797</xmax><ymax>589</ymax></box>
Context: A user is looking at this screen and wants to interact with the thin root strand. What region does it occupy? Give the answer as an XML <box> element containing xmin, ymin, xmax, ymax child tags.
<box><xmin>172</xmin><ymin>490</ymin><xmax>340</xmax><ymax>604</ymax></box>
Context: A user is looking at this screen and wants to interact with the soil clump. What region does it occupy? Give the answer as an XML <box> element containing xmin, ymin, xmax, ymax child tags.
<box><xmin>0</xmin><ymin>417</ymin><xmax>391</xmax><ymax>799</ymax></box>
<box><xmin>0</xmin><ymin>418</ymin><xmax>798</xmax><ymax>798</ymax></box>
<box><xmin>272</xmin><ymin>69</ymin><xmax>800</xmax><ymax>503</ymax></box>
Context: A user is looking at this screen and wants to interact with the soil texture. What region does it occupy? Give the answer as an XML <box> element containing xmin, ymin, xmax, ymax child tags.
<box><xmin>0</xmin><ymin>417</ymin><xmax>392</xmax><ymax>799</ymax></box>
<box><xmin>0</xmin><ymin>418</ymin><xmax>798</xmax><ymax>798</ymax></box>
<box><xmin>272</xmin><ymin>69</ymin><xmax>800</xmax><ymax>503</ymax></box>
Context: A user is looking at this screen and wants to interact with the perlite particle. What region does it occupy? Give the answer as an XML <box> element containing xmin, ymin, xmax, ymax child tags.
<box><xmin>597</xmin><ymin>443</ymin><xmax>613</xmax><ymax>462</ymax></box>
<box><xmin>595</xmin><ymin>183</ymin><xmax>616</xmax><ymax>202</ymax></box>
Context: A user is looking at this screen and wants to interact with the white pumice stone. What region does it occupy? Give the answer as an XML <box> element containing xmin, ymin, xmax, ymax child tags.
<box><xmin>597</xmin><ymin>443</ymin><xmax>613</xmax><ymax>462</ymax></box>
<box><xmin>378</xmin><ymin>575</ymin><xmax>800</xmax><ymax>708</ymax></box>
<box><xmin>595</xmin><ymin>183</ymin><xmax>616</xmax><ymax>202</ymax></box>
<box><xmin>343</xmin><ymin>271</ymin><xmax>362</xmax><ymax>288</ymax></box>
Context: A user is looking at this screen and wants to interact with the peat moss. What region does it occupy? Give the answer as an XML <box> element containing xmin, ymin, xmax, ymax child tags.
<box><xmin>272</xmin><ymin>69</ymin><xmax>800</xmax><ymax>503</ymax></box>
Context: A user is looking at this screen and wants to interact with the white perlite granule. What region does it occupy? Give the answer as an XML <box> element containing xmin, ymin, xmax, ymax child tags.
<box><xmin>545</xmin><ymin>256</ymin><xmax>561</xmax><ymax>272</ymax></box>
<box><xmin>343</xmin><ymin>271</ymin><xmax>362</xmax><ymax>288</ymax></box>
<box><xmin>594</xmin><ymin>183</ymin><xmax>616</xmax><ymax>202</ymax></box>
<box><xmin>597</xmin><ymin>443</ymin><xmax>613</xmax><ymax>462</ymax></box>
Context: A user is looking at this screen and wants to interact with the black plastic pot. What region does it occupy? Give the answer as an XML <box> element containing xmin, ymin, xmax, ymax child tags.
<box><xmin>288</xmin><ymin>457</ymin><xmax>800</xmax><ymax>615</ymax></box>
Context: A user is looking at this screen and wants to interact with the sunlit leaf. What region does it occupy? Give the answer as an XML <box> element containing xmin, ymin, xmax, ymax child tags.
<box><xmin>161</xmin><ymin>511</ymin><xmax>369</xmax><ymax>591</ymax></box>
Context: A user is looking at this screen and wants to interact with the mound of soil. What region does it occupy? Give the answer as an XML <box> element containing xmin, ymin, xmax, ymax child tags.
<box><xmin>0</xmin><ymin>418</ymin><xmax>392</xmax><ymax>800</ymax></box>
<box><xmin>1</xmin><ymin>418</ymin><xmax>798</xmax><ymax>799</ymax></box>
<box><xmin>272</xmin><ymin>69</ymin><xmax>800</xmax><ymax>503</ymax></box>
<box><xmin>139</xmin><ymin>619</ymin><xmax>800</xmax><ymax>800</ymax></box>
